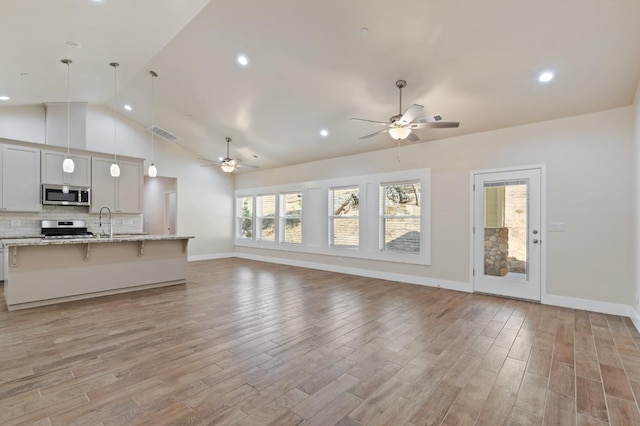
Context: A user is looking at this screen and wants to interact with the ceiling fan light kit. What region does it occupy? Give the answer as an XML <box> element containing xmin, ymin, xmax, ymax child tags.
<box><xmin>221</xmin><ymin>162</ymin><xmax>236</xmax><ymax>173</ymax></box>
<box><xmin>351</xmin><ymin>79</ymin><xmax>460</xmax><ymax>142</ymax></box>
<box><xmin>198</xmin><ymin>137</ymin><xmax>260</xmax><ymax>172</ymax></box>
<box><xmin>389</xmin><ymin>127</ymin><xmax>411</xmax><ymax>140</ymax></box>
<box><xmin>221</xmin><ymin>137</ymin><xmax>236</xmax><ymax>173</ymax></box>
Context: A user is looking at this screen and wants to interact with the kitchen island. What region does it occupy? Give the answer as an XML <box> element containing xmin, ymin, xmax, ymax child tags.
<box><xmin>2</xmin><ymin>235</ymin><xmax>193</xmax><ymax>310</ymax></box>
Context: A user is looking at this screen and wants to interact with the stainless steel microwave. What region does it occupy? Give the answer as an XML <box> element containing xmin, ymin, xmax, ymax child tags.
<box><xmin>42</xmin><ymin>184</ymin><xmax>91</xmax><ymax>206</ymax></box>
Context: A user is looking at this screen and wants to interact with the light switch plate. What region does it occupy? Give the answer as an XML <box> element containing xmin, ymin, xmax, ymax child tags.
<box><xmin>549</xmin><ymin>222</ymin><xmax>565</xmax><ymax>232</ymax></box>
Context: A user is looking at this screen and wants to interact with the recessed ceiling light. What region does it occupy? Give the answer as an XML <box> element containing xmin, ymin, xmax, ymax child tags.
<box><xmin>360</xmin><ymin>27</ymin><xmax>369</xmax><ymax>34</ymax></box>
<box><xmin>0</xmin><ymin>95</ymin><xmax>10</xmax><ymax>101</ymax></box>
<box><xmin>237</xmin><ymin>55</ymin><xmax>249</xmax><ymax>66</ymax></box>
<box><xmin>124</xmin><ymin>104</ymin><xmax>132</xmax><ymax>111</ymax></box>
<box><xmin>320</xmin><ymin>129</ymin><xmax>329</xmax><ymax>137</ymax></box>
<box><xmin>538</xmin><ymin>71</ymin><xmax>554</xmax><ymax>83</ymax></box>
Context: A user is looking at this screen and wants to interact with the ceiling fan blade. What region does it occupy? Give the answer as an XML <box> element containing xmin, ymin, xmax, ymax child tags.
<box><xmin>200</xmin><ymin>164</ymin><xmax>218</xmax><ymax>168</ymax></box>
<box><xmin>399</xmin><ymin>104</ymin><xmax>424</xmax><ymax>125</ymax></box>
<box><xmin>198</xmin><ymin>157</ymin><xmax>217</xmax><ymax>162</ymax></box>
<box><xmin>359</xmin><ymin>128</ymin><xmax>389</xmax><ymax>140</ymax></box>
<box><xmin>235</xmin><ymin>164</ymin><xmax>260</xmax><ymax>169</ymax></box>
<box><xmin>350</xmin><ymin>117</ymin><xmax>388</xmax><ymax>126</ymax></box>
<box><xmin>409</xmin><ymin>121</ymin><xmax>460</xmax><ymax>129</ymax></box>
<box><xmin>407</xmin><ymin>132</ymin><xmax>420</xmax><ymax>142</ymax></box>
<box><xmin>416</xmin><ymin>114</ymin><xmax>444</xmax><ymax>123</ymax></box>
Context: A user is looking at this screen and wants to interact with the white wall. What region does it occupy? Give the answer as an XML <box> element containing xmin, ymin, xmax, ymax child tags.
<box><xmin>236</xmin><ymin>107</ymin><xmax>635</xmax><ymax>307</ymax></box>
<box><xmin>0</xmin><ymin>106</ymin><xmax>45</xmax><ymax>144</ymax></box>
<box><xmin>0</xmin><ymin>105</ymin><xmax>234</xmax><ymax>258</ymax></box>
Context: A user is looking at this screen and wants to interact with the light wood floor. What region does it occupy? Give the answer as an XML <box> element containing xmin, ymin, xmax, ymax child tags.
<box><xmin>1</xmin><ymin>258</ymin><xmax>640</xmax><ymax>425</ymax></box>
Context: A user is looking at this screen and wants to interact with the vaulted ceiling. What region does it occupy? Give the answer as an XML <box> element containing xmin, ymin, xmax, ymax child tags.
<box><xmin>2</xmin><ymin>0</ymin><xmax>640</xmax><ymax>170</ymax></box>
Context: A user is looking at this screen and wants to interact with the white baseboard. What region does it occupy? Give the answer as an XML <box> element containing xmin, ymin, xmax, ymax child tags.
<box><xmin>234</xmin><ymin>252</ymin><xmax>471</xmax><ymax>293</ymax></box>
<box><xmin>188</xmin><ymin>252</ymin><xmax>234</xmax><ymax>262</ymax></box>
<box><xmin>197</xmin><ymin>251</ymin><xmax>640</xmax><ymax>334</ymax></box>
<box><xmin>630</xmin><ymin>307</ymin><xmax>640</xmax><ymax>333</ymax></box>
<box><xmin>543</xmin><ymin>293</ymin><xmax>638</xmax><ymax>326</ymax></box>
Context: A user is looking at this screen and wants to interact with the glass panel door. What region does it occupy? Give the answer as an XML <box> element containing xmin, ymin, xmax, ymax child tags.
<box><xmin>474</xmin><ymin>168</ymin><xmax>541</xmax><ymax>301</ymax></box>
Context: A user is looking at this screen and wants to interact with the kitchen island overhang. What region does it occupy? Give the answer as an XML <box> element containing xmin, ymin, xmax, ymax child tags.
<box><xmin>2</xmin><ymin>235</ymin><xmax>194</xmax><ymax>311</ymax></box>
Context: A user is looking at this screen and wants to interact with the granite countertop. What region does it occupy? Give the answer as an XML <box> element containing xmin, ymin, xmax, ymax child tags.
<box><xmin>0</xmin><ymin>234</ymin><xmax>43</xmax><ymax>239</ymax></box>
<box><xmin>1</xmin><ymin>235</ymin><xmax>194</xmax><ymax>247</ymax></box>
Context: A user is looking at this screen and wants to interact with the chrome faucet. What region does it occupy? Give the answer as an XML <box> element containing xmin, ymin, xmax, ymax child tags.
<box><xmin>98</xmin><ymin>206</ymin><xmax>113</xmax><ymax>238</ymax></box>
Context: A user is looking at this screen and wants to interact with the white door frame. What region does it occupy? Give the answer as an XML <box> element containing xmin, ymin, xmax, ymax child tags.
<box><xmin>469</xmin><ymin>164</ymin><xmax>547</xmax><ymax>301</ymax></box>
<box><xmin>164</xmin><ymin>190</ymin><xmax>177</xmax><ymax>235</ymax></box>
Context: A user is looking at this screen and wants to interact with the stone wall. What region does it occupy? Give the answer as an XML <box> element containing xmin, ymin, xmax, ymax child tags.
<box><xmin>484</xmin><ymin>227</ymin><xmax>509</xmax><ymax>276</ymax></box>
<box><xmin>504</xmin><ymin>184</ymin><xmax>527</xmax><ymax>262</ymax></box>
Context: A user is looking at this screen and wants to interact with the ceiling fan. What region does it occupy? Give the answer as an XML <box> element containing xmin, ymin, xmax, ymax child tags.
<box><xmin>200</xmin><ymin>137</ymin><xmax>259</xmax><ymax>173</ymax></box>
<box><xmin>351</xmin><ymin>79</ymin><xmax>460</xmax><ymax>142</ymax></box>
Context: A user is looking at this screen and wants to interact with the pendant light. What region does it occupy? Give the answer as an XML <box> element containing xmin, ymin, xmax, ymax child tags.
<box><xmin>61</xmin><ymin>59</ymin><xmax>75</xmax><ymax>174</ymax></box>
<box><xmin>148</xmin><ymin>70</ymin><xmax>158</xmax><ymax>177</ymax></box>
<box><xmin>109</xmin><ymin>62</ymin><xmax>120</xmax><ymax>177</ymax></box>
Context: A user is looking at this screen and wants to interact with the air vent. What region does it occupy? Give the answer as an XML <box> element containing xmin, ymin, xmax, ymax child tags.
<box><xmin>147</xmin><ymin>125</ymin><xmax>179</xmax><ymax>142</ymax></box>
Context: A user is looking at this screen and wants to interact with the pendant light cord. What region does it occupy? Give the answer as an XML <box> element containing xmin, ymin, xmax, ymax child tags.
<box><xmin>66</xmin><ymin>61</ymin><xmax>70</xmax><ymax>156</ymax></box>
<box><xmin>150</xmin><ymin>70</ymin><xmax>157</xmax><ymax>163</ymax></box>
<box><xmin>61</xmin><ymin>59</ymin><xmax>72</xmax><ymax>157</ymax></box>
<box><xmin>110</xmin><ymin>63</ymin><xmax>119</xmax><ymax>163</ymax></box>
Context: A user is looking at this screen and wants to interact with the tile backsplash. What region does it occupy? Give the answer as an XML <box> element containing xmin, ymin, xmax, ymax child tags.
<box><xmin>0</xmin><ymin>205</ymin><xmax>142</xmax><ymax>236</ymax></box>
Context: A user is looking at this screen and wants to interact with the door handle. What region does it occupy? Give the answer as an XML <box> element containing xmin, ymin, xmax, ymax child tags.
<box><xmin>532</xmin><ymin>239</ymin><xmax>539</xmax><ymax>244</ymax></box>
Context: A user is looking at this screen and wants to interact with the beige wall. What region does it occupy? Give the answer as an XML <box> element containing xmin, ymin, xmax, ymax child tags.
<box><xmin>236</xmin><ymin>107</ymin><xmax>635</xmax><ymax>306</ymax></box>
<box><xmin>0</xmin><ymin>105</ymin><xmax>235</xmax><ymax>257</ymax></box>
<box><xmin>143</xmin><ymin>176</ymin><xmax>176</xmax><ymax>234</ymax></box>
<box><xmin>634</xmin><ymin>78</ymin><xmax>640</xmax><ymax>319</ymax></box>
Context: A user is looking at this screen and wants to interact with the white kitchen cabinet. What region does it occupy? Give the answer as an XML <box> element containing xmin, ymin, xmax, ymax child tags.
<box><xmin>90</xmin><ymin>157</ymin><xmax>143</xmax><ymax>213</ymax></box>
<box><xmin>1</xmin><ymin>144</ymin><xmax>41</xmax><ymax>212</ymax></box>
<box><xmin>117</xmin><ymin>160</ymin><xmax>143</xmax><ymax>213</ymax></box>
<box><xmin>41</xmin><ymin>151</ymin><xmax>91</xmax><ymax>187</ymax></box>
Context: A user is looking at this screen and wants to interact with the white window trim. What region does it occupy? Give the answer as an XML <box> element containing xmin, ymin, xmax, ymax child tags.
<box><xmin>255</xmin><ymin>194</ymin><xmax>277</xmax><ymax>243</ymax></box>
<box><xmin>380</xmin><ymin>180</ymin><xmax>422</xmax><ymax>253</ymax></box>
<box><xmin>235</xmin><ymin>168</ymin><xmax>431</xmax><ymax>265</ymax></box>
<box><xmin>279</xmin><ymin>191</ymin><xmax>303</xmax><ymax>244</ymax></box>
<box><xmin>236</xmin><ymin>195</ymin><xmax>254</xmax><ymax>240</ymax></box>
<box><xmin>329</xmin><ymin>185</ymin><xmax>360</xmax><ymax>249</ymax></box>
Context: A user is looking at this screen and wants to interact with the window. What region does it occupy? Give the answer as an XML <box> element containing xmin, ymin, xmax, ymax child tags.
<box><xmin>280</xmin><ymin>192</ymin><xmax>302</xmax><ymax>244</ymax></box>
<box><xmin>381</xmin><ymin>182</ymin><xmax>421</xmax><ymax>253</ymax></box>
<box><xmin>329</xmin><ymin>187</ymin><xmax>359</xmax><ymax>247</ymax></box>
<box><xmin>256</xmin><ymin>194</ymin><xmax>276</xmax><ymax>241</ymax></box>
<box><xmin>237</xmin><ymin>196</ymin><xmax>253</xmax><ymax>239</ymax></box>
<box><xmin>234</xmin><ymin>169</ymin><xmax>430</xmax><ymax>264</ymax></box>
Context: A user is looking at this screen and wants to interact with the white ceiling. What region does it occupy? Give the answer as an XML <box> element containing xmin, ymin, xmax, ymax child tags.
<box><xmin>2</xmin><ymin>0</ymin><xmax>640</xmax><ymax>170</ymax></box>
